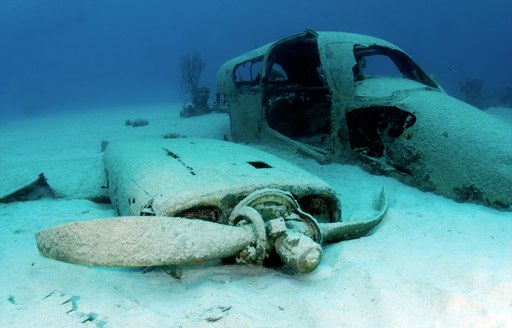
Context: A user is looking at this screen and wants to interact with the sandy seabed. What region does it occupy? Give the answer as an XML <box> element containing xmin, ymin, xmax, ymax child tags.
<box><xmin>0</xmin><ymin>105</ymin><xmax>511</xmax><ymax>328</ymax></box>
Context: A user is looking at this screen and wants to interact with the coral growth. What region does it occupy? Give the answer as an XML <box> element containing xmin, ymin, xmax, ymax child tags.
<box><xmin>179</xmin><ymin>52</ymin><xmax>212</xmax><ymax>117</ymax></box>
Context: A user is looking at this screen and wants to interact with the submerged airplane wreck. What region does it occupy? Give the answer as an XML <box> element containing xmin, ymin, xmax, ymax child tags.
<box><xmin>30</xmin><ymin>29</ymin><xmax>512</xmax><ymax>275</ymax></box>
<box><xmin>36</xmin><ymin>138</ymin><xmax>387</xmax><ymax>274</ymax></box>
<box><xmin>216</xmin><ymin>29</ymin><xmax>512</xmax><ymax>209</ymax></box>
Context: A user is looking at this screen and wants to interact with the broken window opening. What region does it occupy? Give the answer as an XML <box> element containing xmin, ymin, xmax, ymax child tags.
<box><xmin>352</xmin><ymin>45</ymin><xmax>438</xmax><ymax>88</ymax></box>
<box><xmin>346</xmin><ymin>106</ymin><xmax>416</xmax><ymax>158</ymax></box>
<box><xmin>263</xmin><ymin>35</ymin><xmax>332</xmax><ymax>150</ymax></box>
<box><xmin>233</xmin><ymin>57</ymin><xmax>263</xmax><ymax>85</ymax></box>
<box><xmin>354</xmin><ymin>55</ymin><xmax>402</xmax><ymax>80</ymax></box>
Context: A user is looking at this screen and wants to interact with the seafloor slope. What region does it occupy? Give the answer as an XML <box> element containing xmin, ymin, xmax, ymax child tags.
<box><xmin>0</xmin><ymin>105</ymin><xmax>510</xmax><ymax>327</ymax></box>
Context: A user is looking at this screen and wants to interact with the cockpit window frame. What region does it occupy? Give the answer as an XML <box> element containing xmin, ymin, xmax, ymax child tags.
<box><xmin>352</xmin><ymin>45</ymin><xmax>439</xmax><ymax>88</ymax></box>
<box><xmin>233</xmin><ymin>56</ymin><xmax>264</xmax><ymax>87</ymax></box>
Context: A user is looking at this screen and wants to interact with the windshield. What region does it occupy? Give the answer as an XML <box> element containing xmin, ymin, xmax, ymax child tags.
<box><xmin>352</xmin><ymin>45</ymin><xmax>438</xmax><ymax>89</ymax></box>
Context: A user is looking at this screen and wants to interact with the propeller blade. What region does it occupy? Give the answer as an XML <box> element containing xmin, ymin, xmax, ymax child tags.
<box><xmin>36</xmin><ymin>216</ymin><xmax>254</xmax><ymax>267</ymax></box>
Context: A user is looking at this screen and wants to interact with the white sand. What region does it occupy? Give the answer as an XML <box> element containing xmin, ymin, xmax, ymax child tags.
<box><xmin>0</xmin><ymin>105</ymin><xmax>511</xmax><ymax>327</ymax></box>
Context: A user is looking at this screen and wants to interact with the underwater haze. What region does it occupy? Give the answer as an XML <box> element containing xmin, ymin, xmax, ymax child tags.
<box><xmin>2</xmin><ymin>1</ymin><xmax>512</xmax><ymax>326</ymax></box>
<box><xmin>1</xmin><ymin>0</ymin><xmax>511</xmax><ymax>118</ymax></box>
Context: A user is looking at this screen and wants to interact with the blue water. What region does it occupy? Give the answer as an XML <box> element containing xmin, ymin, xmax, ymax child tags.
<box><xmin>1</xmin><ymin>0</ymin><xmax>511</xmax><ymax>117</ymax></box>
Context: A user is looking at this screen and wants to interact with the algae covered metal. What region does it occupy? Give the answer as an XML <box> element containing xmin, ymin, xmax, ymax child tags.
<box><xmin>37</xmin><ymin>138</ymin><xmax>387</xmax><ymax>274</ymax></box>
<box><xmin>216</xmin><ymin>29</ymin><xmax>512</xmax><ymax>209</ymax></box>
